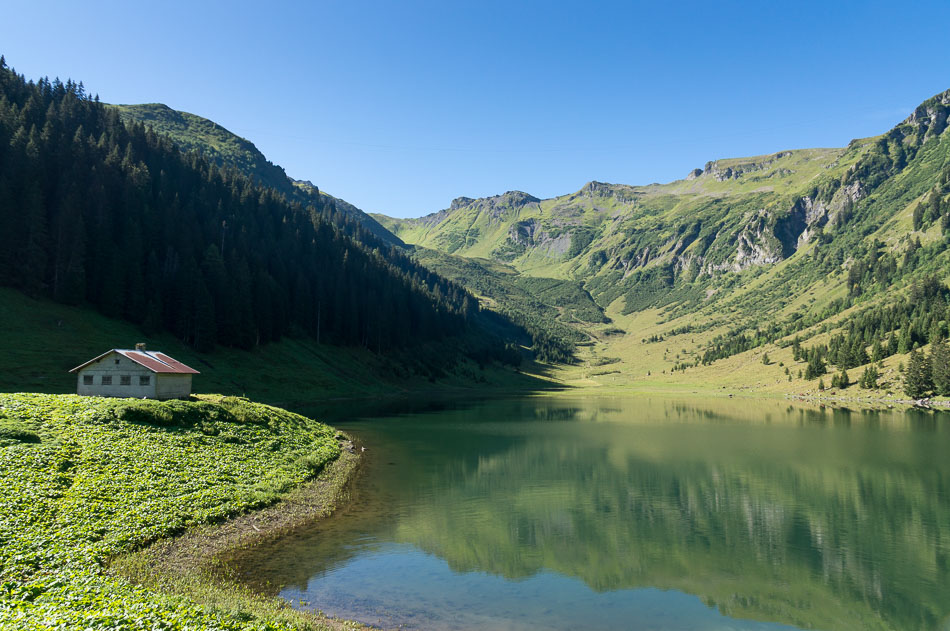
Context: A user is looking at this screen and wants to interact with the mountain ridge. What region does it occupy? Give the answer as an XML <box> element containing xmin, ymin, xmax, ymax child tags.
<box><xmin>112</xmin><ymin>102</ymin><xmax>402</xmax><ymax>246</ymax></box>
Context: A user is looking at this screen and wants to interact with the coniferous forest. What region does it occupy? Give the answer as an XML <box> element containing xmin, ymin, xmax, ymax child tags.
<box><xmin>0</xmin><ymin>58</ymin><xmax>504</xmax><ymax>357</ymax></box>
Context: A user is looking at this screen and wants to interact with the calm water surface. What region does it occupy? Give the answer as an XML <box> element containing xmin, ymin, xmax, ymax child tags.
<box><xmin>236</xmin><ymin>397</ymin><xmax>950</xmax><ymax>630</ymax></box>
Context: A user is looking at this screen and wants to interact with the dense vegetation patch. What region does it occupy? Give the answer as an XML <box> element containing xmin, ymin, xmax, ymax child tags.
<box><xmin>0</xmin><ymin>393</ymin><xmax>341</xmax><ymax>629</ymax></box>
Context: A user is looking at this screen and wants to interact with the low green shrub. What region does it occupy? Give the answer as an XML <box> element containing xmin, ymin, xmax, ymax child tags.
<box><xmin>0</xmin><ymin>392</ymin><xmax>340</xmax><ymax>629</ymax></box>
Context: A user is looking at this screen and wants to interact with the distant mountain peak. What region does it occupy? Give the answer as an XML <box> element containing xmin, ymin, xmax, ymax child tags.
<box><xmin>450</xmin><ymin>190</ymin><xmax>539</xmax><ymax>211</ymax></box>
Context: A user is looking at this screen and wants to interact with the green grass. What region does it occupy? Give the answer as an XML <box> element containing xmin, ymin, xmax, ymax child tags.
<box><xmin>0</xmin><ymin>393</ymin><xmax>344</xmax><ymax>629</ymax></box>
<box><xmin>0</xmin><ymin>287</ymin><xmax>548</xmax><ymax>407</ymax></box>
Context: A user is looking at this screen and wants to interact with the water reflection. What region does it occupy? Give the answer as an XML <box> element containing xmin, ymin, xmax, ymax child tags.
<box><xmin>236</xmin><ymin>397</ymin><xmax>950</xmax><ymax>631</ymax></box>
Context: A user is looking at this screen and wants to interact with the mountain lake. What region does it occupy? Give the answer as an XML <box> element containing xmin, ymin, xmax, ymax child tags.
<box><xmin>231</xmin><ymin>396</ymin><xmax>950</xmax><ymax>631</ymax></box>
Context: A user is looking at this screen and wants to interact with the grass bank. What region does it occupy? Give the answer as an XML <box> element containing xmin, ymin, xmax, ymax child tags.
<box><xmin>0</xmin><ymin>393</ymin><xmax>358</xmax><ymax>630</ymax></box>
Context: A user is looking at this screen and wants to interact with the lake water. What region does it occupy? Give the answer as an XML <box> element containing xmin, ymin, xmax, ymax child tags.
<box><xmin>236</xmin><ymin>396</ymin><xmax>950</xmax><ymax>631</ymax></box>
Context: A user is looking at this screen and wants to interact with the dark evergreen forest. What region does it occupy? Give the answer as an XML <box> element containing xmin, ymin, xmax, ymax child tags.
<box><xmin>0</xmin><ymin>58</ymin><xmax>506</xmax><ymax>358</ymax></box>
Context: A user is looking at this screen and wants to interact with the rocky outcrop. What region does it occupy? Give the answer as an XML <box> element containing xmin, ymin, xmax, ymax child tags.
<box><xmin>506</xmin><ymin>219</ymin><xmax>571</xmax><ymax>257</ymax></box>
<box><xmin>904</xmin><ymin>89</ymin><xmax>950</xmax><ymax>140</ymax></box>
<box><xmin>449</xmin><ymin>196</ymin><xmax>476</xmax><ymax>211</ymax></box>
<box><xmin>701</xmin><ymin>151</ymin><xmax>794</xmax><ymax>182</ymax></box>
<box><xmin>576</xmin><ymin>181</ymin><xmax>639</xmax><ymax>205</ymax></box>
<box><xmin>417</xmin><ymin>191</ymin><xmax>541</xmax><ymax>229</ymax></box>
<box><xmin>509</xmin><ymin>219</ymin><xmax>542</xmax><ymax>246</ymax></box>
<box><xmin>728</xmin><ymin>178</ymin><xmax>868</xmax><ymax>269</ymax></box>
<box><xmin>457</xmin><ymin>191</ymin><xmax>540</xmax><ymax>223</ymax></box>
<box><xmin>604</xmin><ymin>174</ymin><xmax>868</xmax><ymax>280</ymax></box>
<box><xmin>792</xmin><ymin>180</ymin><xmax>866</xmax><ymax>247</ymax></box>
<box><xmin>736</xmin><ymin>228</ymin><xmax>783</xmax><ymax>267</ymax></box>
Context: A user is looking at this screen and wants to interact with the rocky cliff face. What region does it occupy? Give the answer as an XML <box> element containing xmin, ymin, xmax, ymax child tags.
<box><xmin>505</xmin><ymin>219</ymin><xmax>572</xmax><ymax>257</ymax></box>
<box><xmin>904</xmin><ymin>89</ymin><xmax>950</xmax><ymax>140</ymax></box>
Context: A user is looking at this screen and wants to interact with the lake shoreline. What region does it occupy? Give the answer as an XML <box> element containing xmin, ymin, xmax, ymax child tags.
<box><xmin>545</xmin><ymin>380</ymin><xmax>950</xmax><ymax>413</ymax></box>
<box><xmin>111</xmin><ymin>444</ymin><xmax>366</xmax><ymax>631</ymax></box>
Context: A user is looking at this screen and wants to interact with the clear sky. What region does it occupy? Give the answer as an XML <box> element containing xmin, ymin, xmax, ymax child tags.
<box><xmin>3</xmin><ymin>1</ymin><xmax>949</xmax><ymax>217</ymax></box>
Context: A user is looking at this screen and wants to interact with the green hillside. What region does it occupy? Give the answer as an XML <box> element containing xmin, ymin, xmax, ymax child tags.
<box><xmin>378</xmin><ymin>89</ymin><xmax>950</xmax><ymax>398</ymax></box>
<box><xmin>113</xmin><ymin>103</ymin><xmax>400</xmax><ymax>245</ymax></box>
<box><xmin>112</xmin><ymin>103</ymin><xmax>295</xmax><ymax>194</ymax></box>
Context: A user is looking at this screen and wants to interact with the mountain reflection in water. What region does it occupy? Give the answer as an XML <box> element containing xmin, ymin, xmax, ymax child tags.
<box><xmin>233</xmin><ymin>397</ymin><xmax>950</xmax><ymax>631</ymax></box>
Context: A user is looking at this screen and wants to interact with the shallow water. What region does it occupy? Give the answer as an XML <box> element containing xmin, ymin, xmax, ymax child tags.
<box><xmin>238</xmin><ymin>397</ymin><xmax>950</xmax><ymax>630</ymax></box>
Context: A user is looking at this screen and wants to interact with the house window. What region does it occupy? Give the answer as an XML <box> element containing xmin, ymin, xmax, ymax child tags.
<box><xmin>120</xmin><ymin>375</ymin><xmax>131</xmax><ymax>386</ymax></box>
<box><xmin>115</xmin><ymin>359</ymin><xmax>120</xmax><ymax>365</ymax></box>
<box><xmin>139</xmin><ymin>375</ymin><xmax>151</xmax><ymax>386</ymax></box>
<box><xmin>101</xmin><ymin>375</ymin><xmax>112</xmax><ymax>385</ymax></box>
<box><xmin>83</xmin><ymin>375</ymin><xmax>93</xmax><ymax>385</ymax></box>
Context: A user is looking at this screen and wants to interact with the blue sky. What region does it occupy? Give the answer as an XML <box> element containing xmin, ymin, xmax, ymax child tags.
<box><xmin>3</xmin><ymin>1</ymin><xmax>949</xmax><ymax>217</ymax></box>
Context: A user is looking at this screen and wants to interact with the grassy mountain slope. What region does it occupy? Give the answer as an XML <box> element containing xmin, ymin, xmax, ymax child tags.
<box><xmin>113</xmin><ymin>103</ymin><xmax>401</xmax><ymax>245</ymax></box>
<box><xmin>379</xmin><ymin>89</ymin><xmax>950</xmax><ymax>397</ymax></box>
<box><xmin>377</xmin><ymin>146</ymin><xmax>859</xmax><ymax>280</ymax></box>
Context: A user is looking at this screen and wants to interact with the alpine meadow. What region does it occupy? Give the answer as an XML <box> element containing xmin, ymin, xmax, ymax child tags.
<box><xmin>2</xmin><ymin>5</ymin><xmax>950</xmax><ymax>629</ymax></box>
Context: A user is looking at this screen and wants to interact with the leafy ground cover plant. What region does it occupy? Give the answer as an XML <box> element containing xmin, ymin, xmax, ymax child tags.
<box><xmin>0</xmin><ymin>393</ymin><xmax>341</xmax><ymax>630</ymax></box>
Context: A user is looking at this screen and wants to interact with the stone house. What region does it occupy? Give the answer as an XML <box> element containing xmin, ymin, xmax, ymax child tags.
<box><xmin>69</xmin><ymin>343</ymin><xmax>199</xmax><ymax>399</ymax></box>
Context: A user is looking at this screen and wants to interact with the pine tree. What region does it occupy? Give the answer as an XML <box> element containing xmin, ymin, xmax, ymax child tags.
<box><xmin>871</xmin><ymin>339</ymin><xmax>884</xmax><ymax>363</ymax></box>
<box><xmin>18</xmin><ymin>182</ymin><xmax>48</xmax><ymax>296</ymax></box>
<box><xmin>805</xmin><ymin>353</ymin><xmax>826</xmax><ymax>380</ymax></box>
<box><xmin>193</xmin><ymin>277</ymin><xmax>217</xmax><ymax>353</ymax></box>
<box><xmin>850</xmin><ymin>338</ymin><xmax>869</xmax><ymax>367</ymax></box>
<box><xmin>929</xmin><ymin>319</ymin><xmax>945</xmax><ymax>344</ymax></box>
<box><xmin>930</xmin><ymin>339</ymin><xmax>950</xmax><ymax>396</ymax></box>
<box><xmin>886</xmin><ymin>330</ymin><xmax>899</xmax><ymax>356</ymax></box>
<box><xmin>898</xmin><ymin>326</ymin><xmax>913</xmax><ymax>354</ymax></box>
<box><xmin>913</xmin><ymin>202</ymin><xmax>924</xmax><ymax>231</ymax></box>
<box><xmin>860</xmin><ymin>365</ymin><xmax>879</xmax><ymax>389</ymax></box>
<box><xmin>837</xmin><ymin>367</ymin><xmax>850</xmax><ymax>389</ymax></box>
<box><xmin>904</xmin><ymin>349</ymin><xmax>933</xmax><ymax>398</ymax></box>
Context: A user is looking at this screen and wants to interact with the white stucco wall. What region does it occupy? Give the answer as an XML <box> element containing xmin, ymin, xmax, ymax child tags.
<box><xmin>154</xmin><ymin>374</ymin><xmax>193</xmax><ymax>400</ymax></box>
<box><xmin>76</xmin><ymin>353</ymin><xmax>157</xmax><ymax>398</ymax></box>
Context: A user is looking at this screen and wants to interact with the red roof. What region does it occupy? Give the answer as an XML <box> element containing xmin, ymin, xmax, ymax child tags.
<box><xmin>69</xmin><ymin>350</ymin><xmax>200</xmax><ymax>374</ymax></box>
<box><xmin>150</xmin><ymin>352</ymin><xmax>199</xmax><ymax>374</ymax></box>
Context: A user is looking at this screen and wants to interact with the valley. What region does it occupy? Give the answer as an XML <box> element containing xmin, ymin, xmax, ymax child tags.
<box><xmin>2</xmin><ymin>24</ymin><xmax>950</xmax><ymax>631</ymax></box>
<box><xmin>366</xmin><ymin>92</ymin><xmax>950</xmax><ymax>403</ymax></box>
